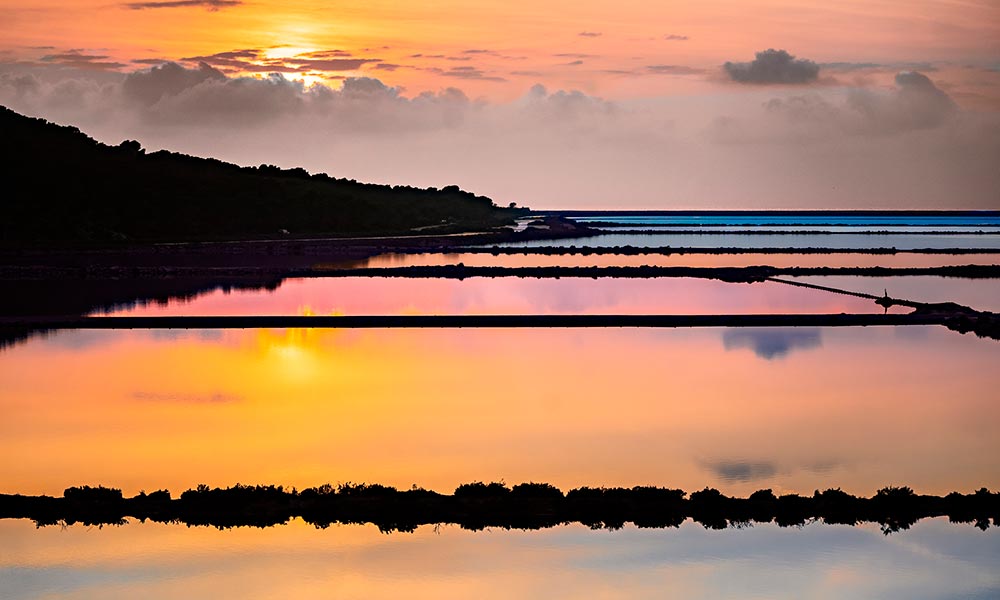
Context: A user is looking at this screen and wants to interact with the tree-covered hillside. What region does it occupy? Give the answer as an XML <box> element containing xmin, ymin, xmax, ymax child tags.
<box><xmin>1</xmin><ymin>106</ymin><xmax>524</xmax><ymax>246</ymax></box>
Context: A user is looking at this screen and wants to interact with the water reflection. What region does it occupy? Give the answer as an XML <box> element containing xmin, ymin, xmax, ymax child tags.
<box><xmin>790</xmin><ymin>276</ymin><xmax>1000</xmax><ymax>313</ymax></box>
<box><xmin>96</xmin><ymin>277</ymin><xmax>893</xmax><ymax>317</ymax></box>
<box><xmin>0</xmin><ymin>518</ymin><xmax>996</xmax><ymax>599</ymax></box>
<box><xmin>722</xmin><ymin>328</ymin><xmax>822</xmax><ymax>360</ymax></box>
<box><xmin>704</xmin><ymin>460</ymin><xmax>779</xmax><ymax>482</ymax></box>
<box><xmin>1</xmin><ymin>326</ymin><xmax>997</xmax><ymax>497</ymax></box>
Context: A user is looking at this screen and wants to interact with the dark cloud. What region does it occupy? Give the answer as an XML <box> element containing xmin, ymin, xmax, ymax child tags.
<box><xmin>646</xmin><ymin>65</ymin><xmax>705</xmax><ymax>75</ymax></box>
<box><xmin>442</xmin><ymin>67</ymin><xmax>507</xmax><ymax>82</ymax></box>
<box><xmin>181</xmin><ymin>49</ymin><xmax>262</xmax><ymax>71</ymax></box>
<box><xmin>565</xmin><ymin>60</ymin><xmax>584</xmax><ymax>66</ymax></box>
<box><xmin>554</xmin><ymin>53</ymin><xmax>594</xmax><ymax>59</ymax></box>
<box><xmin>664</xmin><ymin>34</ymin><xmax>689</xmax><ymax>41</ymax></box>
<box><xmin>724</xmin><ymin>49</ymin><xmax>819</xmax><ymax>84</ymax></box>
<box><xmin>295</xmin><ymin>50</ymin><xmax>353</xmax><ymax>59</ymax></box>
<box><xmin>122</xmin><ymin>61</ymin><xmax>224</xmax><ymax>105</ymax></box>
<box><xmin>181</xmin><ymin>48</ymin><xmax>377</xmax><ymax>74</ymax></box>
<box><xmin>578</xmin><ymin>32</ymin><xmax>602</xmax><ymax>38</ymax></box>
<box><xmin>39</xmin><ymin>51</ymin><xmax>127</xmax><ymax>71</ymax></box>
<box><xmin>722</xmin><ymin>328</ymin><xmax>821</xmax><ymax>359</ymax></box>
<box><xmin>289</xmin><ymin>58</ymin><xmax>378</xmax><ymax>71</ymax></box>
<box><xmin>821</xmin><ymin>61</ymin><xmax>937</xmax><ymax>72</ymax></box>
<box><xmin>374</xmin><ymin>63</ymin><xmax>401</xmax><ymax>71</ymax></box>
<box><xmin>463</xmin><ymin>49</ymin><xmax>496</xmax><ymax>55</ymax></box>
<box><xmin>510</xmin><ymin>70</ymin><xmax>544</xmax><ymax>77</ymax></box>
<box><xmin>123</xmin><ymin>0</ymin><xmax>241</xmax><ymax>9</ymax></box>
<box><xmin>707</xmin><ymin>461</ymin><xmax>777</xmax><ymax>483</ymax></box>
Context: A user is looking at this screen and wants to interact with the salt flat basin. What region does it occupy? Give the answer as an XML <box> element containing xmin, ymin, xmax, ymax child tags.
<box><xmin>91</xmin><ymin>277</ymin><xmax>899</xmax><ymax>317</ymax></box>
<box><xmin>569</xmin><ymin>214</ymin><xmax>1000</xmax><ymax>227</ymax></box>
<box><xmin>1</xmin><ymin>326</ymin><xmax>996</xmax><ymax>498</ymax></box>
<box><xmin>493</xmin><ymin>232</ymin><xmax>1000</xmax><ymax>250</ymax></box>
<box><xmin>363</xmin><ymin>251</ymin><xmax>1000</xmax><ymax>269</ymax></box>
<box><xmin>1</xmin><ymin>518</ymin><xmax>997</xmax><ymax>600</ymax></box>
<box><xmin>786</xmin><ymin>276</ymin><xmax>1000</xmax><ymax>313</ymax></box>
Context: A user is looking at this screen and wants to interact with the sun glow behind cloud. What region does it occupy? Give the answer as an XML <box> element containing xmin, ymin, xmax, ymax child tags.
<box><xmin>3</xmin><ymin>1</ymin><xmax>998</xmax><ymax>100</ymax></box>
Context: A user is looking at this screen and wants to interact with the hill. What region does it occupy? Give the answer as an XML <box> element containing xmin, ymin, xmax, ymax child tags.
<box><xmin>0</xmin><ymin>106</ymin><xmax>524</xmax><ymax>246</ymax></box>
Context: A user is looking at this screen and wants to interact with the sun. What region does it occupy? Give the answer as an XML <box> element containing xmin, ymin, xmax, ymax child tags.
<box><xmin>262</xmin><ymin>46</ymin><xmax>318</xmax><ymax>61</ymax></box>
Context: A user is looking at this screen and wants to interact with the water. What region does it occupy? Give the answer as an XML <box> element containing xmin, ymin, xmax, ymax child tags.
<box><xmin>494</xmin><ymin>232</ymin><xmax>1000</xmax><ymax>249</ymax></box>
<box><xmin>788</xmin><ymin>276</ymin><xmax>1000</xmax><ymax>313</ymax></box>
<box><xmin>3</xmin><ymin>211</ymin><xmax>998</xmax><ymax>598</ymax></box>
<box><xmin>92</xmin><ymin>277</ymin><xmax>899</xmax><ymax>317</ymax></box>
<box><xmin>363</xmin><ymin>251</ymin><xmax>1000</xmax><ymax>269</ymax></box>
<box><xmin>2</xmin><ymin>519</ymin><xmax>997</xmax><ymax>599</ymax></box>
<box><xmin>568</xmin><ymin>213</ymin><xmax>1000</xmax><ymax>227</ymax></box>
<box><xmin>2</xmin><ymin>327</ymin><xmax>996</xmax><ymax>496</ymax></box>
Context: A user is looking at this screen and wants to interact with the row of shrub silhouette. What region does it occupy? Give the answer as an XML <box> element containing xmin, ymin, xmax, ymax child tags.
<box><xmin>1</xmin><ymin>483</ymin><xmax>996</xmax><ymax>534</ymax></box>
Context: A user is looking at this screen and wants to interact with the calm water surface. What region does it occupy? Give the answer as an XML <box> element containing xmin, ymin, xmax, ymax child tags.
<box><xmin>789</xmin><ymin>276</ymin><xmax>1000</xmax><ymax>313</ymax></box>
<box><xmin>570</xmin><ymin>214</ymin><xmax>1000</xmax><ymax>227</ymax></box>
<box><xmin>92</xmin><ymin>277</ymin><xmax>901</xmax><ymax>317</ymax></box>
<box><xmin>1</xmin><ymin>518</ymin><xmax>997</xmax><ymax>599</ymax></box>
<box><xmin>363</xmin><ymin>251</ymin><xmax>1000</xmax><ymax>269</ymax></box>
<box><xmin>1</xmin><ymin>326</ymin><xmax>996</xmax><ymax>497</ymax></box>
<box><xmin>496</xmin><ymin>232</ymin><xmax>1000</xmax><ymax>250</ymax></box>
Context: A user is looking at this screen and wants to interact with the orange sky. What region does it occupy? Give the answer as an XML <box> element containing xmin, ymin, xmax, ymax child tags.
<box><xmin>3</xmin><ymin>0</ymin><xmax>999</xmax><ymax>99</ymax></box>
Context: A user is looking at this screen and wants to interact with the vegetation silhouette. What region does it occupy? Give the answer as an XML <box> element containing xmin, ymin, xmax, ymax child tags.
<box><xmin>0</xmin><ymin>105</ymin><xmax>528</xmax><ymax>247</ymax></box>
<box><xmin>2</xmin><ymin>483</ymin><xmax>996</xmax><ymax>534</ymax></box>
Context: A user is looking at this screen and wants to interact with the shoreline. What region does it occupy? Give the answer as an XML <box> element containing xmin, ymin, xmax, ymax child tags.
<box><xmin>2</xmin><ymin>484</ymin><xmax>996</xmax><ymax>534</ymax></box>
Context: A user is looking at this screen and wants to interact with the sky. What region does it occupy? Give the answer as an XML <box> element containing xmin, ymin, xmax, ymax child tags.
<box><xmin>2</xmin><ymin>0</ymin><xmax>999</xmax><ymax>208</ymax></box>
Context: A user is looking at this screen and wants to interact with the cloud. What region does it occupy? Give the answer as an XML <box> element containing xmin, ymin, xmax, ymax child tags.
<box><xmin>646</xmin><ymin>65</ymin><xmax>704</xmax><ymax>75</ymax></box>
<box><xmin>123</xmin><ymin>0</ymin><xmax>241</xmax><ymax>9</ymax></box>
<box><xmin>40</xmin><ymin>50</ymin><xmax>127</xmax><ymax>71</ymax></box>
<box><xmin>820</xmin><ymin>61</ymin><xmax>937</xmax><ymax>73</ymax></box>
<box><xmin>564</xmin><ymin>60</ymin><xmax>584</xmax><ymax>66</ymax></box>
<box><xmin>722</xmin><ymin>328</ymin><xmax>822</xmax><ymax>359</ymax></box>
<box><xmin>664</xmin><ymin>34</ymin><xmax>689</xmax><ymax>41</ymax></box>
<box><xmin>179</xmin><ymin>48</ymin><xmax>379</xmax><ymax>75</ymax></box>
<box><xmin>578</xmin><ymin>32</ymin><xmax>602</xmax><ymax>38</ymax></box>
<box><xmin>442</xmin><ymin>66</ymin><xmax>507</xmax><ymax>82</ymax></box>
<box><xmin>764</xmin><ymin>71</ymin><xmax>957</xmax><ymax>135</ymax></box>
<box><xmin>2</xmin><ymin>61</ymin><xmax>996</xmax><ymax>210</ymax></box>
<box><xmin>122</xmin><ymin>61</ymin><xmax>224</xmax><ymax>105</ymax></box>
<box><xmin>706</xmin><ymin>461</ymin><xmax>777</xmax><ymax>483</ymax></box>
<box><xmin>724</xmin><ymin>49</ymin><xmax>819</xmax><ymax>84</ymax></box>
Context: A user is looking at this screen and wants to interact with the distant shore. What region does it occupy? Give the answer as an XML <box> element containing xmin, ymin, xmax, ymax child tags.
<box><xmin>2</xmin><ymin>483</ymin><xmax>996</xmax><ymax>534</ymax></box>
